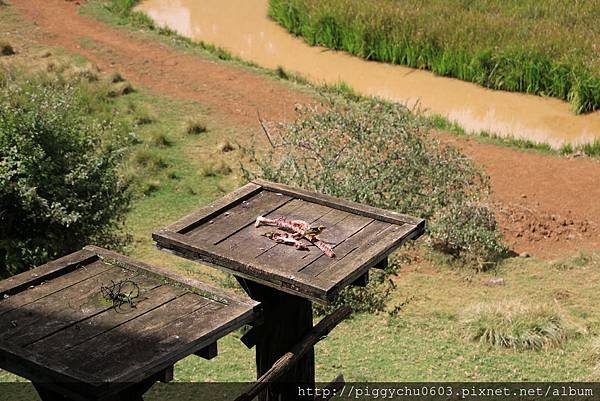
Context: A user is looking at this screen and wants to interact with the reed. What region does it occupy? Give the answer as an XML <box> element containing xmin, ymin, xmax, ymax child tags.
<box><xmin>269</xmin><ymin>0</ymin><xmax>600</xmax><ymax>114</ymax></box>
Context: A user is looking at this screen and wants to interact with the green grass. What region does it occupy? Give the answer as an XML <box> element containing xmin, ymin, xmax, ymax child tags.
<box><xmin>269</xmin><ymin>0</ymin><xmax>600</xmax><ymax>114</ymax></box>
<box><xmin>429</xmin><ymin>114</ymin><xmax>600</xmax><ymax>157</ymax></box>
<box><xmin>462</xmin><ymin>301</ymin><xmax>579</xmax><ymax>351</ymax></box>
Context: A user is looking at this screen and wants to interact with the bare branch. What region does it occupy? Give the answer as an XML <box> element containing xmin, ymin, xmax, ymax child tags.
<box><xmin>256</xmin><ymin>110</ymin><xmax>276</xmax><ymax>149</ymax></box>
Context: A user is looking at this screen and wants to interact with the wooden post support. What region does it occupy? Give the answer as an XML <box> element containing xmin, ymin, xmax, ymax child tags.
<box><xmin>241</xmin><ymin>326</ymin><xmax>258</xmax><ymax>349</ymax></box>
<box><xmin>235</xmin><ymin>305</ymin><xmax>352</xmax><ymax>401</ymax></box>
<box><xmin>195</xmin><ymin>342</ymin><xmax>218</xmax><ymax>360</ymax></box>
<box><xmin>351</xmin><ymin>272</ymin><xmax>369</xmax><ymax>287</ymax></box>
<box><xmin>236</xmin><ymin>278</ymin><xmax>317</xmax><ymax>401</ymax></box>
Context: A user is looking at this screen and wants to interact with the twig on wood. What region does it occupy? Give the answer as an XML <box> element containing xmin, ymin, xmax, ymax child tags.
<box><xmin>257</xmin><ymin>110</ymin><xmax>276</xmax><ymax>149</ymax></box>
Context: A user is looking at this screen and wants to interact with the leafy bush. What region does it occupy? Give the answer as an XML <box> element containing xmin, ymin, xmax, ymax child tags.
<box><xmin>106</xmin><ymin>0</ymin><xmax>141</xmax><ymax>16</ymax></box>
<box><xmin>244</xmin><ymin>98</ymin><xmax>503</xmax><ymax>266</ymax></box>
<box><xmin>462</xmin><ymin>301</ymin><xmax>579</xmax><ymax>351</ymax></box>
<box><xmin>185</xmin><ymin>118</ymin><xmax>207</xmax><ymax>135</ymax></box>
<box><xmin>313</xmin><ymin>258</ymin><xmax>400</xmax><ymax>316</ymax></box>
<box><xmin>0</xmin><ymin>75</ymin><xmax>131</xmax><ymax>276</ymax></box>
<box><xmin>429</xmin><ymin>203</ymin><xmax>507</xmax><ymax>270</ymax></box>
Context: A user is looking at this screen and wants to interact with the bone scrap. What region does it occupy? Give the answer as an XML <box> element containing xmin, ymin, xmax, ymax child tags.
<box><xmin>255</xmin><ymin>216</ymin><xmax>335</xmax><ymax>257</ymax></box>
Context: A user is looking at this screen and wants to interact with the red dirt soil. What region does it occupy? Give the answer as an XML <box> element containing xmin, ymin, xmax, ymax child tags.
<box><xmin>8</xmin><ymin>0</ymin><xmax>600</xmax><ymax>259</ymax></box>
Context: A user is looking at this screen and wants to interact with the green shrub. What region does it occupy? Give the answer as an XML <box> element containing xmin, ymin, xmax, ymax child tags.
<box><xmin>133</xmin><ymin>148</ymin><xmax>168</xmax><ymax>170</ymax></box>
<box><xmin>151</xmin><ymin>133</ymin><xmax>173</xmax><ymax>148</ymax></box>
<box><xmin>462</xmin><ymin>301</ymin><xmax>579</xmax><ymax>351</ymax></box>
<box><xmin>200</xmin><ymin>160</ymin><xmax>232</xmax><ymax>177</ymax></box>
<box><xmin>0</xmin><ymin>76</ymin><xmax>131</xmax><ymax>276</ymax></box>
<box><xmin>243</xmin><ymin>97</ymin><xmax>502</xmax><ymax>267</ymax></box>
<box><xmin>108</xmin><ymin>81</ymin><xmax>134</xmax><ymax>97</ymax></box>
<box><xmin>106</xmin><ymin>0</ymin><xmax>141</xmax><ymax>16</ymax></box>
<box><xmin>429</xmin><ymin>203</ymin><xmax>507</xmax><ymax>270</ymax></box>
<box><xmin>314</xmin><ymin>258</ymin><xmax>400</xmax><ymax>316</ymax></box>
<box><xmin>106</xmin><ymin>71</ymin><xmax>125</xmax><ymax>84</ymax></box>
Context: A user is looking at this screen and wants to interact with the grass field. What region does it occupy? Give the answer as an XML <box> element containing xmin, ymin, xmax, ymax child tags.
<box><xmin>269</xmin><ymin>0</ymin><xmax>600</xmax><ymax>114</ymax></box>
<box><xmin>2</xmin><ymin>3</ymin><xmax>600</xmax><ymax>397</ymax></box>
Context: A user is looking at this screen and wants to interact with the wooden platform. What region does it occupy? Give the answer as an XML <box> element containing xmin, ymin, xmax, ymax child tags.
<box><xmin>0</xmin><ymin>246</ymin><xmax>260</xmax><ymax>400</ymax></box>
<box><xmin>153</xmin><ymin>180</ymin><xmax>425</xmax><ymax>303</ymax></box>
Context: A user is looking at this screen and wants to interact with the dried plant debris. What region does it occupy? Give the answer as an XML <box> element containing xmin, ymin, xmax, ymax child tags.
<box><xmin>255</xmin><ymin>216</ymin><xmax>335</xmax><ymax>257</ymax></box>
<box><xmin>100</xmin><ymin>279</ymin><xmax>140</xmax><ymax>309</ymax></box>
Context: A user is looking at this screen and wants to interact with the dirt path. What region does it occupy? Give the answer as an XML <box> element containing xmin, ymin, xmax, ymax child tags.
<box><xmin>8</xmin><ymin>0</ymin><xmax>600</xmax><ymax>259</ymax></box>
<box><xmin>9</xmin><ymin>0</ymin><xmax>310</xmax><ymax>126</ymax></box>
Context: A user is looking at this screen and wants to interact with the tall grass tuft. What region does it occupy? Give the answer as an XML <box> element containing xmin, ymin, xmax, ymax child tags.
<box><xmin>268</xmin><ymin>0</ymin><xmax>600</xmax><ymax>114</ymax></box>
<box><xmin>462</xmin><ymin>301</ymin><xmax>579</xmax><ymax>351</ymax></box>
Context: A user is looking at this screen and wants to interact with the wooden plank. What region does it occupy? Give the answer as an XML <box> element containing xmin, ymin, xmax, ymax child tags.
<box><xmin>257</xmin><ymin>208</ymin><xmax>365</xmax><ymax>273</ymax></box>
<box><xmin>299</xmin><ymin>220</ymin><xmax>390</xmax><ymax>278</ymax></box>
<box><xmin>351</xmin><ymin>272</ymin><xmax>369</xmax><ymax>287</ymax></box>
<box><xmin>374</xmin><ymin>257</ymin><xmax>388</xmax><ymax>270</ymax></box>
<box><xmin>0</xmin><ymin>264</ymin><xmax>153</xmax><ymax>346</ymax></box>
<box><xmin>27</xmin><ymin>284</ymin><xmax>186</xmax><ymax>354</ymax></box>
<box><xmin>86</xmin><ymin>245</ymin><xmax>258</xmax><ymax>309</ymax></box>
<box><xmin>0</xmin><ymin>249</ymin><xmax>98</xmax><ymax>298</ymax></box>
<box><xmin>253</xmin><ymin>179</ymin><xmax>426</xmax><ymax>231</ymax></box>
<box><xmin>240</xmin><ymin>326</ymin><xmax>257</xmax><ymax>349</ymax></box>
<box><xmin>238</xmin><ymin>282</ymin><xmax>315</xmax><ymax>401</ymax></box>
<box><xmin>217</xmin><ymin>198</ymin><xmax>309</xmax><ymax>258</ymax></box>
<box><xmin>323</xmin><ymin>223</ymin><xmax>418</xmax><ymax>297</ymax></box>
<box><xmin>0</xmin><ymin>259</ymin><xmax>114</xmax><ymax>320</ymax></box>
<box><xmin>165</xmin><ymin>182</ymin><xmax>263</xmax><ymax>233</ymax></box>
<box><xmin>184</xmin><ymin>191</ymin><xmax>292</xmax><ymax>245</ymax></box>
<box><xmin>74</xmin><ymin>296</ymin><xmax>253</xmax><ymax>383</ymax></box>
<box><xmin>157</xmin><ymin>365</ymin><xmax>174</xmax><ymax>383</ymax></box>
<box><xmin>154</xmin><ymin>230</ymin><xmax>334</xmax><ymax>303</ymax></box>
<box><xmin>110</xmin><ymin>301</ymin><xmax>255</xmax><ymax>385</ymax></box>
<box><xmin>62</xmin><ymin>293</ymin><xmax>213</xmax><ymax>372</ymax></box>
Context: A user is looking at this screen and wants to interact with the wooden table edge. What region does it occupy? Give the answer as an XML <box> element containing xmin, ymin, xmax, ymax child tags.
<box><xmin>153</xmin><ymin>231</ymin><xmax>334</xmax><ymax>304</ymax></box>
<box><xmin>252</xmin><ymin>179</ymin><xmax>426</xmax><ymax>230</ymax></box>
<box><xmin>0</xmin><ymin>249</ymin><xmax>99</xmax><ymax>297</ymax></box>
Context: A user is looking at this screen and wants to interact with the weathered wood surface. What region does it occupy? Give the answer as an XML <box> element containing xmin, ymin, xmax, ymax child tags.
<box><xmin>153</xmin><ymin>180</ymin><xmax>425</xmax><ymax>303</ymax></box>
<box><xmin>235</xmin><ymin>305</ymin><xmax>352</xmax><ymax>401</ymax></box>
<box><xmin>0</xmin><ymin>247</ymin><xmax>260</xmax><ymax>400</ymax></box>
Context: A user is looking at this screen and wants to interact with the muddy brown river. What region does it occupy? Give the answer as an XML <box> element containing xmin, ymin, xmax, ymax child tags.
<box><xmin>138</xmin><ymin>0</ymin><xmax>600</xmax><ymax>147</ymax></box>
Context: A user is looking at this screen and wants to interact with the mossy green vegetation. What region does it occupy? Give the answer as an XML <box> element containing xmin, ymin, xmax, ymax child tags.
<box><xmin>269</xmin><ymin>0</ymin><xmax>600</xmax><ymax>114</ymax></box>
